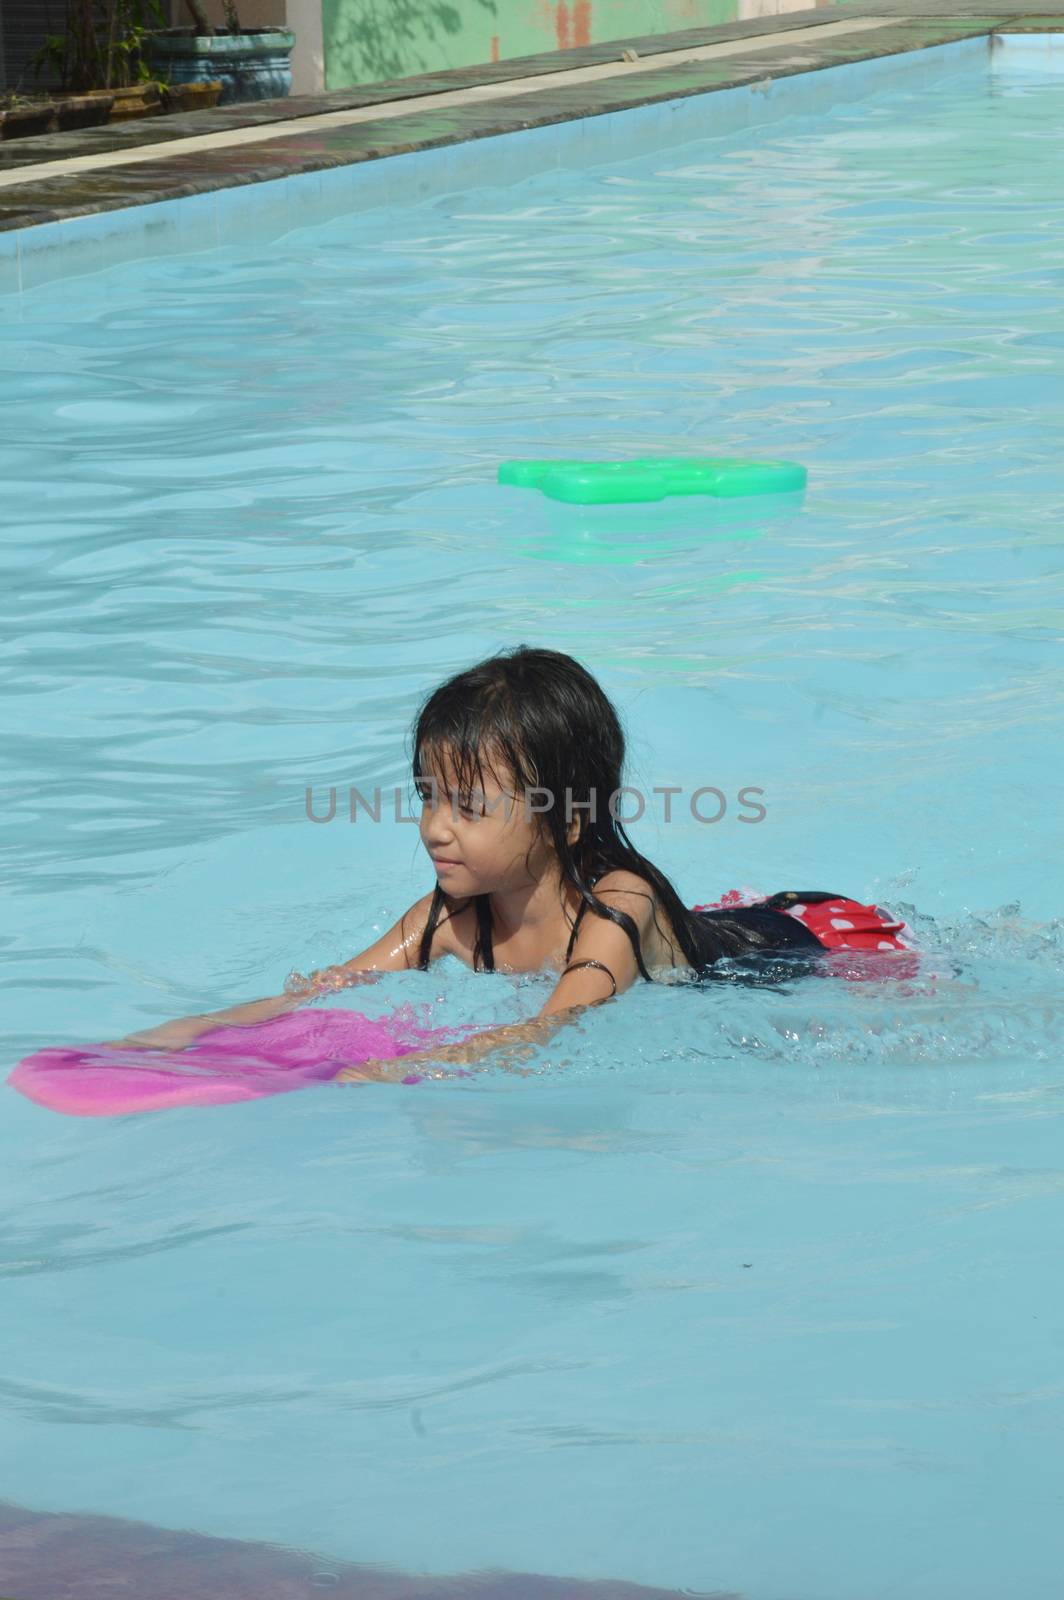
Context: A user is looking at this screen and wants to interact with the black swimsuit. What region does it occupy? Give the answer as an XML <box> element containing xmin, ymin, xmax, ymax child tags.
<box><xmin>423</xmin><ymin>881</ymin><xmax>910</xmax><ymax>989</ymax></box>
<box><xmin>470</xmin><ymin>883</ymin><xmax>832</xmax><ymax>982</ymax></box>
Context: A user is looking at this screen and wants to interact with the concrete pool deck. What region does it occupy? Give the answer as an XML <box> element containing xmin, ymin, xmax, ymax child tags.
<box><xmin>1</xmin><ymin>2</ymin><xmax>1062</xmax><ymax>236</ymax></box>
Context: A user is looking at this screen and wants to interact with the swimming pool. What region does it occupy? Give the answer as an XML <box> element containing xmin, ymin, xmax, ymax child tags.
<box><xmin>2</xmin><ymin>34</ymin><xmax>1064</xmax><ymax>1599</ymax></box>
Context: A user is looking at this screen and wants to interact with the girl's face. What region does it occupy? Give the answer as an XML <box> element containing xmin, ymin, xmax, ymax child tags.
<box><xmin>417</xmin><ymin>745</ymin><xmax>571</xmax><ymax>895</ymax></box>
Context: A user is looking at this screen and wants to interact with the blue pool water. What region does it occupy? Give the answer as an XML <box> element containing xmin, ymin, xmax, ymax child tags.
<box><xmin>2</xmin><ymin>39</ymin><xmax>1064</xmax><ymax>1599</ymax></box>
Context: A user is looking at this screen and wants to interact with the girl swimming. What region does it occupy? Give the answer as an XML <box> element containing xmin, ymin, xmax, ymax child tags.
<box><xmin>106</xmin><ymin>646</ymin><xmax>912</xmax><ymax>1080</ymax></box>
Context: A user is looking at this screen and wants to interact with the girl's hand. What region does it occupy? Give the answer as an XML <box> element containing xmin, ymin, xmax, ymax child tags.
<box><xmin>99</xmin><ymin>1016</ymin><xmax>215</xmax><ymax>1052</ymax></box>
<box><xmin>285</xmin><ymin>964</ymin><xmax>384</xmax><ymax>999</ymax></box>
<box><xmin>101</xmin><ymin>990</ymin><xmax>305</xmax><ymax>1054</ymax></box>
<box><xmin>336</xmin><ymin>1058</ymin><xmax>414</xmax><ymax>1083</ymax></box>
<box><xmin>100</xmin><ymin>1039</ymin><xmax>171</xmax><ymax>1052</ymax></box>
<box><xmin>334</xmin><ymin>1024</ymin><xmax>549</xmax><ymax>1083</ymax></box>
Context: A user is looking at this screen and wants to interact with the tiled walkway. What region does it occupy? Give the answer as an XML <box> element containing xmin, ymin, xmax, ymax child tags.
<box><xmin>0</xmin><ymin>17</ymin><xmax>903</xmax><ymax>193</ymax></box>
<box><xmin>1</xmin><ymin>4</ymin><xmax>1062</xmax><ymax>232</ymax></box>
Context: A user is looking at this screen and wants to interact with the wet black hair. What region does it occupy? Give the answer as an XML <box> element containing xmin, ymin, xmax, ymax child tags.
<box><xmin>410</xmin><ymin>645</ymin><xmax>828</xmax><ymax>983</ymax></box>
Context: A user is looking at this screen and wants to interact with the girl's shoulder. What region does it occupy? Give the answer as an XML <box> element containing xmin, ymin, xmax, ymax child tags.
<box><xmin>589</xmin><ymin>868</ymin><xmax>687</xmax><ymax>970</ymax></box>
<box><xmin>590</xmin><ymin>868</ymin><xmax>660</xmax><ymax>912</ymax></box>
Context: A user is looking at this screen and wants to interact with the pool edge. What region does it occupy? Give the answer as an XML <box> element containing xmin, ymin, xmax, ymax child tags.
<box><xmin>0</xmin><ymin>20</ymin><xmax>1058</xmax><ymax>298</ymax></box>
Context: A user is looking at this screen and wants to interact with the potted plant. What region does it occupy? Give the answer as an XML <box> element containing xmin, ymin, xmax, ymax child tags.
<box><xmin>27</xmin><ymin>0</ymin><xmax>164</xmax><ymax>125</ymax></box>
<box><xmin>3</xmin><ymin>0</ymin><xmax>225</xmax><ymax>137</ymax></box>
<box><xmin>147</xmin><ymin>1</ymin><xmax>295</xmax><ymax>106</ymax></box>
<box><xmin>32</xmin><ymin>1</ymin><xmax>164</xmax><ymax>95</ymax></box>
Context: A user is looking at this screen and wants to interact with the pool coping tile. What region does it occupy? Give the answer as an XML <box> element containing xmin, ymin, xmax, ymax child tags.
<box><xmin>1</xmin><ymin>4</ymin><xmax>1063</xmax><ymax>240</ymax></box>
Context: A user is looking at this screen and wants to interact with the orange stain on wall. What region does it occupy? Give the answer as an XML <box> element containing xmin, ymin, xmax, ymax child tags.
<box><xmin>554</xmin><ymin>3</ymin><xmax>570</xmax><ymax>47</ymax></box>
<box><xmin>553</xmin><ymin>1</ymin><xmax>593</xmax><ymax>50</ymax></box>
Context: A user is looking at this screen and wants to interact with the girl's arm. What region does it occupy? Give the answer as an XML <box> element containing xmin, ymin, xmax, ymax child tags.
<box><xmin>101</xmin><ymin>991</ymin><xmax>305</xmax><ymax>1052</ymax></box>
<box><xmin>102</xmin><ymin>893</ymin><xmax>441</xmax><ymax>1051</ymax></box>
<box><xmin>337</xmin><ymin>876</ymin><xmax>652</xmax><ymax>1082</ymax></box>
<box><xmin>337</xmin><ymin>1005</ymin><xmax>585</xmax><ymax>1082</ymax></box>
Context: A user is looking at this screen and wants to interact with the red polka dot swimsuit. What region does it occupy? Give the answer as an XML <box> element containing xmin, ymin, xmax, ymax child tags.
<box><xmin>689</xmin><ymin>887</ymin><xmax>918</xmax><ymax>981</ymax></box>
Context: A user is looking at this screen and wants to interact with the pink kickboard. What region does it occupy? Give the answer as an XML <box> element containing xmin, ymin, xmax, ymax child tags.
<box><xmin>8</xmin><ymin>1007</ymin><xmax>477</xmax><ymax>1118</ymax></box>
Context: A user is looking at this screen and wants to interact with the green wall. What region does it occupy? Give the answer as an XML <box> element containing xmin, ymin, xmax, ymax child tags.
<box><xmin>322</xmin><ymin>0</ymin><xmax>745</xmax><ymax>91</ymax></box>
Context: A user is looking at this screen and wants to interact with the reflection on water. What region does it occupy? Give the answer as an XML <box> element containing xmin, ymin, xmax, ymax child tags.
<box><xmin>515</xmin><ymin>489</ymin><xmax>803</xmax><ymax>565</ymax></box>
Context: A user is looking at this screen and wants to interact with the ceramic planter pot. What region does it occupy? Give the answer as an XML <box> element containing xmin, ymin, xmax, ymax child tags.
<box><xmin>0</xmin><ymin>104</ymin><xmax>58</xmax><ymax>139</ymax></box>
<box><xmin>55</xmin><ymin>93</ymin><xmax>116</xmax><ymax>131</ymax></box>
<box><xmin>159</xmin><ymin>78</ymin><xmax>224</xmax><ymax>115</ymax></box>
<box><xmin>147</xmin><ymin>29</ymin><xmax>295</xmax><ymax>105</ymax></box>
<box><xmin>108</xmin><ymin>83</ymin><xmax>164</xmax><ymax>121</ymax></box>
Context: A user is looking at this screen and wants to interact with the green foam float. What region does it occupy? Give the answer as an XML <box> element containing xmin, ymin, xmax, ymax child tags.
<box><xmin>498</xmin><ymin>457</ymin><xmax>807</xmax><ymax>504</ymax></box>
